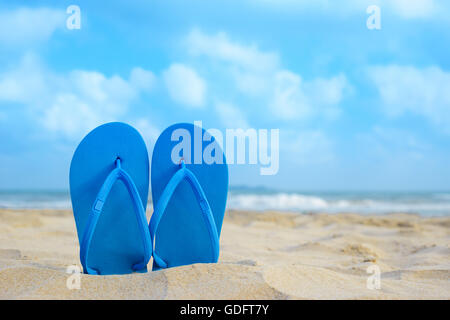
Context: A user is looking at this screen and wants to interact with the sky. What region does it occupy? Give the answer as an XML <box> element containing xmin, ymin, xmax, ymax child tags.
<box><xmin>0</xmin><ymin>0</ymin><xmax>449</xmax><ymax>191</ymax></box>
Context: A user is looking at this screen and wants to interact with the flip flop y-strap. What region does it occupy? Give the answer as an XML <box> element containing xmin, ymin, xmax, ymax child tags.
<box><xmin>149</xmin><ymin>160</ymin><xmax>219</xmax><ymax>269</ymax></box>
<box><xmin>80</xmin><ymin>158</ymin><xmax>152</xmax><ymax>275</ymax></box>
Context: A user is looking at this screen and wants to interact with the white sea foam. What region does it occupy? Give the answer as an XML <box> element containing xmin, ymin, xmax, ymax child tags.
<box><xmin>228</xmin><ymin>193</ymin><xmax>329</xmax><ymax>211</ymax></box>
<box><xmin>227</xmin><ymin>192</ymin><xmax>450</xmax><ymax>216</ymax></box>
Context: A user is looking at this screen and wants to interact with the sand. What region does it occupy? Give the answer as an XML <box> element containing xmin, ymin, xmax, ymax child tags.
<box><xmin>0</xmin><ymin>208</ymin><xmax>448</xmax><ymax>299</ymax></box>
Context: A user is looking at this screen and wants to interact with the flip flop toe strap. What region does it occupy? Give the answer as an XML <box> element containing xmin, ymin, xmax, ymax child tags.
<box><xmin>80</xmin><ymin>158</ymin><xmax>152</xmax><ymax>275</ymax></box>
<box><xmin>150</xmin><ymin>161</ymin><xmax>219</xmax><ymax>269</ymax></box>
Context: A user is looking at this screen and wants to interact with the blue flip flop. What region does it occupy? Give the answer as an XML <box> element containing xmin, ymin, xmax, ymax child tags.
<box><xmin>70</xmin><ymin>122</ymin><xmax>152</xmax><ymax>275</ymax></box>
<box><xmin>149</xmin><ymin>123</ymin><xmax>228</xmax><ymax>270</ymax></box>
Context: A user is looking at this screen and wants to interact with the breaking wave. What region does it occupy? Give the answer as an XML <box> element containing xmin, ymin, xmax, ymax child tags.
<box><xmin>227</xmin><ymin>192</ymin><xmax>450</xmax><ymax>216</ymax></box>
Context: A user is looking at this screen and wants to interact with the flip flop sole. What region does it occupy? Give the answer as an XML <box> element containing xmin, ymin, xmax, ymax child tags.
<box><xmin>70</xmin><ymin>122</ymin><xmax>149</xmax><ymax>275</ymax></box>
<box><xmin>151</xmin><ymin>123</ymin><xmax>228</xmax><ymax>270</ymax></box>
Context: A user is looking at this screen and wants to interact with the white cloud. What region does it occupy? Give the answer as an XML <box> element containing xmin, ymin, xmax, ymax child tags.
<box><xmin>163</xmin><ymin>63</ymin><xmax>206</xmax><ymax>108</ymax></box>
<box><xmin>184</xmin><ymin>29</ymin><xmax>350</xmax><ymax>121</ymax></box>
<box><xmin>214</xmin><ymin>102</ymin><xmax>250</xmax><ymax>128</ymax></box>
<box><xmin>0</xmin><ymin>54</ymin><xmax>156</xmax><ymax>139</ymax></box>
<box><xmin>270</xmin><ymin>70</ymin><xmax>348</xmax><ymax>121</ymax></box>
<box><xmin>0</xmin><ymin>7</ymin><xmax>65</xmax><ymax>46</ymax></box>
<box><xmin>132</xmin><ymin>118</ymin><xmax>161</xmax><ymax>147</ymax></box>
<box><xmin>186</xmin><ymin>29</ymin><xmax>279</xmax><ymax>72</ymax></box>
<box><xmin>43</xmin><ymin>94</ymin><xmax>101</xmax><ymax>138</ymax></box>
<box><xmin>270</xmin><ymin>71</ymin><xmax>310</xmax><ymax>120</ymax></box>
<box><xmin>387</xmin><ymin>0</ymin><xmax>436</xmax><ymax>18</ymax></box>
<box><xmin>252</xmin><ymin>0</ymin><xmax>442</xmax><ymax>19</ymax></box>
<box><xmin>186</xmin><ymin>30</ymin><xmax>278</xmax><ymax>97</ymax></box>
<box><xmin>307</xmin><ymin>74</ymin><xmax>349</xmax><ymax>106</ymax></box>
<box><xmin>233</xmin><ymin>71</ymin><xmax>272</xmax><ymax>96</ymax></box>
<box><xmin>0</xmin><ymin>54</ymin><xmax>47</xmax><ymax>103</ymax></box>
<box><xmin>368</xmin><ymin>65</ymin><xmax>450</xmax><ymax>133</ymax></box>
<box><xmin>130</xmin><ymin>67</ymin><xmax>156</xmax><ymax>91</ymax></box>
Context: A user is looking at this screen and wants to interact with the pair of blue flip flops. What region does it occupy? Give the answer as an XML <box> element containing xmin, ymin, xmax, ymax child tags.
<box><xmin>70</xmin><ymin>122</ymin><xmax>228</xmax><ymax>275</ymax></box>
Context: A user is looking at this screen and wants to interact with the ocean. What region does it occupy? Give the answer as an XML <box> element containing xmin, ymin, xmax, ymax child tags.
<box><xmin>1</xmin><ymin>189</ymin><xmax>449</xmax><ymax>217</ymax></box>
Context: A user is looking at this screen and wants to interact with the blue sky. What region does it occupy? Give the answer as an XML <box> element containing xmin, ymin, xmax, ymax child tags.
<box><xmin>0</xmin><ymin>0</ymin><xmax>449</xmax><ymax>191</ymax></box>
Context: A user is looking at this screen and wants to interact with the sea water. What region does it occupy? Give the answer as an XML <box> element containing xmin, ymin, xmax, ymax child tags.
<box><xmin>1</xmin><ymin>189</ymin><xmax>449</xmax><ymax>217</ymax></box>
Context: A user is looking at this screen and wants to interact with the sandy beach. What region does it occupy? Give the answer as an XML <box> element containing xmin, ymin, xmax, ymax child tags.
<box><xmin>0</xmin><ymin>208</ymin><xmax>448</xmax><ymax>299</ymax></box>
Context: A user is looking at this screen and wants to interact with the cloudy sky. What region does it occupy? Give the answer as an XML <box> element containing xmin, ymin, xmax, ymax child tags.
<box><xmin>0</xmin><ymin>0</ymin><xmax>449</xmax><ymax>191</ymax></box>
